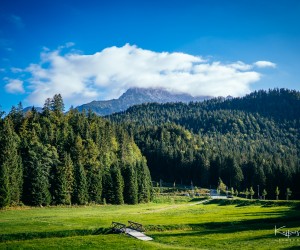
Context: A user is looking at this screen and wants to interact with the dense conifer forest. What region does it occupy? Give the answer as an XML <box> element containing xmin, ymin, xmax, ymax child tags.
<box><xmin>109</xmin><ymin>89</ymin><xmax>300</xmax><ymax>199</ymax></box>
<box><xmin>0</xmin><ymin>94</ymin><xmax>152</xmax><ymax>207</ymax></box>
<box><xmin>1</xmin><ymin>89</ymin><xmax>299</xmax><ymax>208</ymax></box>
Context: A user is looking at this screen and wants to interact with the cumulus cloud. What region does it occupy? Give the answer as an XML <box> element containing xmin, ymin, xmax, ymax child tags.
<box><xmin>254</xmin><ymin>61</ymin><xmax>276</xmax><ymax>68</ymax></box>
<box><xmin>10</xmin><ymin>44</ymin><xmax>275</xmax><ymax>107</ymax></box>
<box><xmin>5</xmin><ymin>79</ymin><xmax>25</xmax><ymax>94</ymax></box>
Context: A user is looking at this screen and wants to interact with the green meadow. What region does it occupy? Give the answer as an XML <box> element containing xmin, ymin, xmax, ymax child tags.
<box><xmin>1</xmin><ymin>198</ymin><xmax>299</xmax><ymax>249</ymax></box>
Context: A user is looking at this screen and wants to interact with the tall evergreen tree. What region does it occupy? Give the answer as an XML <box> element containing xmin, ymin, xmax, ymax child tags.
<box><xmin>0</xmin><ymin>160</ymin><xmax>10</xmax><ymax>208</ymax></box>
<box><xmin>0</xmin><ymin>119</ymin><xmax>23</xmax><ymax>205</ymax></box>
<box><xmin>51</xmin><ymin>94</ymin><xmax>65</xmax><ymax>113</ymax></box>
<box><xmin>102</xmin><ymin>170</ymin><xmax>114</xmax><ymax>204</ymax></box>
<box><xmin>111</xmin><ymin>164</ymin><xmax>124</xmax><ymax>204</ymax></box>
<box><xmin>83</xmin><ymin>139</ymin><xmax>102</xmax><ymax>203</ymax></box>
<box><xmin>71</xmin><ymin>136</ymin><xmax>88</xmax><ymax>205</ymax></box>
<box><xmin>73</xmin><ymin>162</ymin><xmax>88</xmax><ymax>205</ymax></box>
<box><xmin>123</xmin><ymin>164</ymin><xmax>138</xmax><ymax>204</ymax></box>
<box><xmin>23</xmin><ymin>133</ymin><xmax>56</xmax><ymax>206</ymax></box>
<box><xmin>137</xmin><ymin>157</ymin><xmax>152</xmax><ymax>203</ymax></box>
<box><xmin>63</xmin><ymin>153</ymin><xmax>74</xmax><ymax>204</ymax></box>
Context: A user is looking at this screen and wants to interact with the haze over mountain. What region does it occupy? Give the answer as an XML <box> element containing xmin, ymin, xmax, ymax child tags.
<box><xmin>76</xmin><ymin>88</ymin><xmax>212</xmax><ymax>116</ymax></box>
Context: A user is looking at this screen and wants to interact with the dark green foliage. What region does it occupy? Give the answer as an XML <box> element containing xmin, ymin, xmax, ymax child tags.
<box><xmin>137</xmin><ymin>157</ymin><xmax>153</xmax><ymax>203</ymax></box>
<box><xmin>110</xmin><ymin>164</ymin><xmax>124</xmax><ymax>204</ymax></box>
<box><xmin>0</xmin><ymin>94</ymin><xmax>152</xmax><ymax>206</ymax></box>
<box><xmin>101</xmin><ymin>170</ymin><xmax>114</xmax><ymax>204</ymax></box>
<box><xmin>108</xmin><ymin>89</ymin><xmax>300</xmax><ymax>198</ymax></box>
<box><xmin>109</xmin><ymin>88</ymin><xmax>300</xmax><ymax>199</ymax></box>
<box><xmin>83</xmin><ymin>139</ymin><xmax>102</xmax><ymax>203</ymax></box>
<box><xmin>73</xmin><ymin>161</ymin><xmax>88</xmax><ymax>205</ymax></box>
<box><xmin>123</xmin><ymin>164</ymin><xmax>138</xmax><ymax>204</ymax></box>
<box><xmin>0</xmin><ymin>119</ymin><xmax>23</xmax><ymax>205</ymax></box>
<box><xmin>51</xmin><ymin>94</ymin><xmax>65</xmax><ymax>114</ymax></box>
<box><xmin>23</xmin><ymin>135</ymin><xmax>56</xmax><ymax>206</ymax></box>
<box><xmin>0</xmin><ymin>161</ymin><xmax>10</xmax><ymax>208</ymax></box>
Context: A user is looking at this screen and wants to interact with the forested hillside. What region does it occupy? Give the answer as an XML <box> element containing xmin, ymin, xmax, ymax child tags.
<box><xmin>0</xmin><ymin>94</ymin><xmax>152</xmax><ymax>208</ymax></box>
<box><xmin>109</xmin><ymin>89</ymin><xmax>300</xmax><ymax>199</ymax></box>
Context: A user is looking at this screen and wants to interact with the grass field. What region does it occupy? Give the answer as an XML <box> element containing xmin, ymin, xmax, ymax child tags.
<box><xmin>0</xmin><ymin>197</ymin><xmax>299</xmax><ymax>249</ymax></box>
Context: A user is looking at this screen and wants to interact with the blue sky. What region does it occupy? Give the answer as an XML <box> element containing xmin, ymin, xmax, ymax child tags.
<box><xmin>1</xmin><ymin>0</ymin><xmax>299</xmax><ymax>112</ymax></box>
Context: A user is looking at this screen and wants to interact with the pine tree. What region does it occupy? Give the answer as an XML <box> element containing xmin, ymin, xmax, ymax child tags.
<box><xmin>51</xmin><ymin>94</ymin><xmax>65</xmax><ymax>114</ymax></box>
<box><xmin>52</xmin><ymin>164</ymin><xmax>69</xmax><ymax>205</ymax></box>
<box><xmin>63</xmin><ymin>153</ymin><xmax>74</xmax><ymax>204</ymax></box>
<box><xmin>137</xmin><ymin>157</ymin><xmax>152</xmax><ymax>203</ymax></box>
<box><xmin>102</xmin><ymin>170</ymin><xmax>114</xmax><ymax>204</ymax></box>
<box><xmin>123</xmin><ymin>164</ymin><xmax>138</xmax><ymax>204</ymax></box>
<box><xmin>83</xmin><ymin>139</ymin><xmax>102</xmax><ymax>203</ymax></box>
<box><xmin>73</xmin><ymin>162</ymin><xmax>88</xmax><ymax>205</ymax></box>
<box><xmin>111</xmin><ymin>164</ymin><xmax>124</xmax><ymax>204</ymax></box>
<box><xmin>0</xmin><ymin>119</ymin><xmax>23</xmax><ymax>205</ymax></box>
<box><xmin>42</xmin><ymin>98</ymin><xmax>52</xmax><ymax>116</ymax></box>
<box><xmin>71</xmin><ymin>136</ymin><xmax>88</xmax><ymax>205</ymax></box>
<box><xmin>0</xmin><ymin>161</ymin><xmax>10</xmax><ymax>208</ymax></box>
<box><xmin>23</xmin><ymin>136</ymin><xmax>54</xmax><ymax>206</ymax></box>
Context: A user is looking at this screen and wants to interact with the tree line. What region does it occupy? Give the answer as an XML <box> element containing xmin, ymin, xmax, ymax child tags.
<box><xmin>109</xmin><ymin>89</ymin><xmax>300</xmax><ymax>199</ymax></box>
<box><xmin>0</xmin><ymin>94</ymin><xmax>153</xmax><ymax>208</ymax></box>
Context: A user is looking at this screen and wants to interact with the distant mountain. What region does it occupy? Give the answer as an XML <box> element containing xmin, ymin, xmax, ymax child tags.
<box><xmin>76</xmin><ymin>88</ymin><xmax>212</xmax><ymax>116</ymax></box>
<box><xmin>23</xmin><ymin>106</ymin><xmax>43</xmax><ymax>113</ymax></box>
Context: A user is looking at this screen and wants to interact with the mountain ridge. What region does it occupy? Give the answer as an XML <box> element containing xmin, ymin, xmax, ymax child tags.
<box><xmin>76</xmin><ymin>87</ymin><xmax>212</xmax><ymax>116</ymax></box>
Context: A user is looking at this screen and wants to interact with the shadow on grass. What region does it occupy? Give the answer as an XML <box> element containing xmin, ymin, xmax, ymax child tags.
<box><xmin>205</xmin><ymin>199</ymin><xmax>300</xmax><ymax>208</ymax></box>
<box><xmin>188</xmin><ymin>197</ymin><xmax>208</xmax><ymax>202</ymax></box>
<box><xmin>0</xmin><ymin>227</ymin><xmax>111</xmax><ymax>242</ymax></box>
<box><xmin>147</xmin><ymin>204</ymin><xmax>300</xmax><ymax>239</ymax></box>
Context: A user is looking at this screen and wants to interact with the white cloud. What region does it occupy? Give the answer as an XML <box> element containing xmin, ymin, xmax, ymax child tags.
<box><xmin>10</xmin><ymin>44</ymin><xmax>275</xmax><ymax>107</ymax></box>
<box><xmin>254</xmin><ymin>61</ymin><xmax>276</xmax><ymax>68</ymax></box>
<box><xmin>5</xmin><ymin>79</ymin><xmax>25</xmax><ymax>94</ymax></box>
<box><xmin>11</xmin><ymin>67</ymin><xmax>23</xmax><ymax>73</ymax></box>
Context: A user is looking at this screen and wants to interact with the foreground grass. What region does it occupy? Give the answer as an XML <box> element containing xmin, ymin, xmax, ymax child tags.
<box><xmin>1</xmin><ymin>198</ymin><xmax>299</xmax><ymax>249</ymax></box>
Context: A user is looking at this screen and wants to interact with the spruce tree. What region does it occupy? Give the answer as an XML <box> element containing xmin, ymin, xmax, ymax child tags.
<box><xmin>111</xmin><ymin>164</ymin><xmax>124</xmax><ymax>204</ymax></box>
<box><xmin>52</xmin><ymin>164</ymin><xmax>69</xmax><ymax>205</ymax></box>
<box><xmin>0</xmin><ymin>119</ymin><xmax>23</xmax><ymax>205</ymax></box>
<box><xmin>73</xmin><ymin>162</ymin><xmax>88</xmax><ymax>205</ymax></box>
<box><xmin>0</xmin><ymin>161</ymin><xmax>10</xmax><ymax>208</ymax></box>
<box><xmin>137</xmin><ymin>158</ymin><xmax>152</xmax><ymax>203</ymax></box>
<box><xmin>51</xmin><ymin>94</ymin><xmax>65</xmax><ymax>114</ymax></box>
<box><xmin>71</xmin><ymin>136</ymin><xmax>88</xmax><ymax>205</ymax></box>
<box><xmin>23</xmin><ymin>138</ymin><xmax>52</xmax><ymax>206</ymax></box>
<box><xmin>83</xmin><ymin>139</ymin><xmax>102</xmax><ymax>203</ymax></box>
<box><xmin>64</xmin><ymin>153</ymin><xmax>74</xmax><ymax>204</ymax></box>
<box><xmin>102</xmin><ymin>170</ymin><xmax>114</xmax><ymax>204</ymax></box>
<box><xmin>122</xmin><ymin>164</ymin><xmax>138</xmax><ymax>204</ymax></box>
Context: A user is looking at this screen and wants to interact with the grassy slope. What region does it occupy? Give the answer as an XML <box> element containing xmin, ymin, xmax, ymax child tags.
<box><xmin>0</xmin><ymin>199</ymin><xmax>299</xmax><ymax>249</ymax></box>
